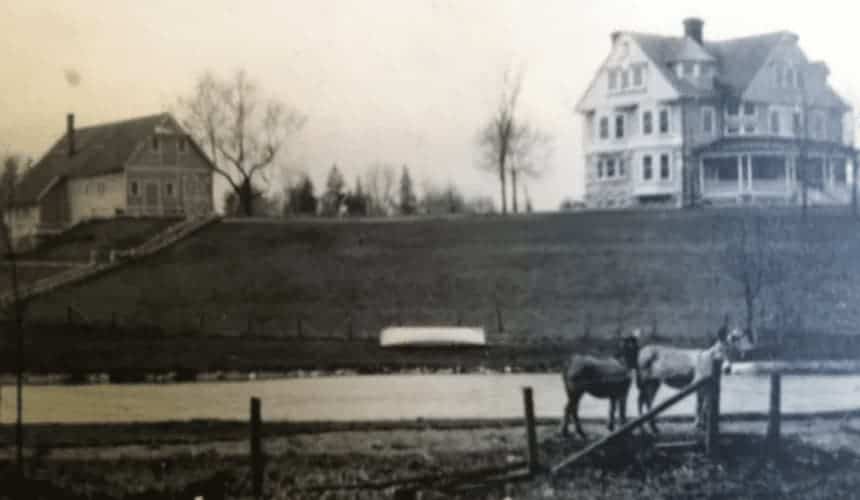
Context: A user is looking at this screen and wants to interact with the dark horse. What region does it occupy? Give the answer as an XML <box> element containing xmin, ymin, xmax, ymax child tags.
<box><xmin>560</xmin><ymin>335</ymin><xmax>640</xmax><ymax>439</ymax></box>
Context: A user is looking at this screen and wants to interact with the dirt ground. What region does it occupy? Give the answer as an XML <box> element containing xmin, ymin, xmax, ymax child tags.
<box><xmin>2</xmin><ymin>416</ymin><xmax>860</xmax><ymax>499</ymax></box>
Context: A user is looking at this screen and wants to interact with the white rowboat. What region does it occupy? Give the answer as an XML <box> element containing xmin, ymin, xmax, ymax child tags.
<box><xmin>379</xmin><ymin>326</ymin><xmax>487</xmax><ymax>347</ymax></box>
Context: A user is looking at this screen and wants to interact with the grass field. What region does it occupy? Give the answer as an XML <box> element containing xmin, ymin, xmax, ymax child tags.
<box><xmin>17</xmin><ymin>217</ymin><xmax>180</xmax><ymax>263</ymax></box>
<box><xmin>7</xmin><ymin>208</ymin><xmax>860</xmax><ymax>373</ymax></box>
<box><xmin>23</xmin><ymin>209</ymin><xmax>860</xmax><ymax>335</ymax></box>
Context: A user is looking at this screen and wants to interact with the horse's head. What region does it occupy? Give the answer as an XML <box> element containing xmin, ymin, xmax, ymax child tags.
<box><xmin>614</xmin><ymin>333</ymin><xmax>640</xmax><ymax>369</ymax></box>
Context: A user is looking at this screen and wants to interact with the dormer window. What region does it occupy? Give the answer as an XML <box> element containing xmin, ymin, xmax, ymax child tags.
<box><xmin>151</xmin><ymin>136</ymin><xmax>160</xmax><ymax>152</ymax></box>
<box><xmin>621</xmin><ymin>69</ymin><xmax>630</xmax><ymax>89</ymax></box>
<box><xmin>743</xmin><ymin>102</ymin><xmax>756</xmax><ymax>116</ymax></box>
<box><xmin>682</xmin><ymin>62</ymin><xmax>695</xmax><ymax>77</ymax></box>
<box><xmin>726</xmin><ymin>102</ymin><xmax>740</xmax><ymax>117</ymax></box>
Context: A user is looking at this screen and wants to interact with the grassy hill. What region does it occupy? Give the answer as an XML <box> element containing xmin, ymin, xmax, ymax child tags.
<box><xmin>19</xmin><ymin>217</ymin><xmax>181</xmax><ymax>262</ymax></box>
<box><xmin>19</xmin><ymin>209</ymin><xmax>860</xmax><ymax>351</ymax></box>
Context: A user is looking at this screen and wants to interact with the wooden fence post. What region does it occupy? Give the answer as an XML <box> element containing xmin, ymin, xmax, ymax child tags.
<box><xmin>705</xmin><ymin>359</ymin><xmax>722</xmax><ymax>458</ymax></box>
<box><xmin>768</xmin><ymin>372</ymin><xmax>781</xmax><ymax>453</ymax></box>
<box><xmin>250</xmin><ymin>397</ymin><xmax>263</xmax><ymax>499</ymax></box>
<box><xmin>522</xmin><ymin>387</ymin><xmax>539</xmax><ymax>475</ymax></box>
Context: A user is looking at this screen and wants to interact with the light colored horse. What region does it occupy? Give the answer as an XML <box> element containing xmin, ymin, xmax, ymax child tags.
<box><xmin>635</xmin><ymin>321</ymin><xmax>739</xmax><ymax>433</ymax></box>
<box><xmin>560</xmin><ymin>335</ymin><xmax>640</xmax><ymax>439</ymax></box>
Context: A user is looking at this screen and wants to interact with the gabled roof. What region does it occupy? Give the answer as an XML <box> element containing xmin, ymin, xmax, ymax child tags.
<box><xmin>15</xmin><ymin>113</ymin><xmax>173</xmax><ymax>206</ymax></box>
<box><xmin>704</xmin><ymin>32</ymin><xmax>788</xmax><ymax>95</ymax></box>
<box><xmin>630</xmin><ymin>33</ymin><xmax>717</xmax><ymax>98</ymax></box>
<box><xmin>625</xmin><ymin>30</ymin><xmax>848</xmax><ymax>110</ymax></box>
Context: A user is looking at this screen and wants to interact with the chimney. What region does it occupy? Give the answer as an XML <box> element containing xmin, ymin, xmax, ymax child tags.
<box><xmin>611</xmin><ymin>31</ymin><xmax>622</xmax><ymax>45</ymax></box>
<box><xmin>683</xmin><ymin>17</ymin><xmax>704</xmax><ymax>45</ymax></box>
<box><xmin>66</xmin><ymin>113</ymin><xmax>75</xmax><ymax>157</ymax></box>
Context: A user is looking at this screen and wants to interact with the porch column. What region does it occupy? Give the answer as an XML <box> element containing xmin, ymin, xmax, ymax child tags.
<box><xmin>699</xmin><ymin>157</ymin><xmax>705</xmax><ymax>198</ymax></box>
<box><xmin>745</xmin><ymin>155</ymin><xmax>752</xmax><ymax>193</ymax></box>
<box><xmin>737</xmin><ymin>154</ymin><xmax>743</xmax><ymax>195</ymax></box>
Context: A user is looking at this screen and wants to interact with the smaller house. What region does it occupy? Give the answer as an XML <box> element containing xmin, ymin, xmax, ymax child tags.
<box><xmin>5</xmin><ymin>113</ymin><xmax>214</xmax><ymax>249</ymax></box>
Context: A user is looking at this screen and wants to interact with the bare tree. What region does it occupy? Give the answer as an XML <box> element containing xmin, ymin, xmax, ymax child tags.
<box><xmin>177</xmin><ymin>70</ymin><xmax>306</xmax><ymax>216</ymax></box>
<box><xmin>478</xmin><ymin>68</ymin><xmax>526</xmax><ymax>215</ymax></box>
<box><xmin>363</xmin><ymin>163</ymin><xmax>397</xmax><ymax>216</ymax></box>
<box><xmin>509</xmin><ymin>125</ymin><xmax>552</xmax><ymax>213</ymax></box>
<box><xmin>720</xmin><ymin>215</ymin><xmax>786</xmax><ymax>342</ymax></box>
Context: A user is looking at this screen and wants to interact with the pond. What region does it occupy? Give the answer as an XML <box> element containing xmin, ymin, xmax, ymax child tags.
<box><xmin>1</xmin><ymin>373</ymin><xmax>859</xmax><ymax>424</ymax></box>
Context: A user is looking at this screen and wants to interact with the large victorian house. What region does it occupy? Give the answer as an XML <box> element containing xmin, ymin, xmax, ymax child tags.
<box><xmin>576</xmin><ymin>18</ymin><xmax>855</xmax><ymax>209</ymax></box>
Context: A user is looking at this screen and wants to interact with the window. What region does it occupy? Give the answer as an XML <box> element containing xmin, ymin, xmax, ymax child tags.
<box><xmin>130</xmin><ymin>181</ymin><xmax>139</xmax><ymax>196</ymax></box>
<box><xmin>770</xmin><ymin>110</ymin><xmax>781</xmax><ymax>135</ymax></box>
<box><xmin>621</xmin><ymin>69</ymin><xmax>630</xmax><ymax>89</ymax></box>
<box><xmin>165</xmin><ymin>182</ymin><xmax>174</xmax><ymax>197</ymax></box>
<box><xmin>618</xmin><ymin>159</ymin><xmax>626</xmax><ymax>177</ymax></box>
<box><xmin>642</xmin><ymin>155</ymin><xmax>653</xmax><ymax>180</ymax></box>
<box><xmin>813</xmin><ymin>114</ymin><xmax>824</xmax><ymax>139</ymax></box>
<box><xmin>726</xmin><ymin>101</ymin><xmax>740</xmax><ymax>117</ymax></box>
<box><xmin>642</xmin><ymin>111</ymin><xmax>653</xmax><ymax>135</ymax></box>
<box><xmin>682</xmin><ymin>61</ymin><xmax>695</xmax><ymax>77</ymax></box>
<box><xmin>178</xmin><ymin>137</ymin><xmax>188</xmax><ymax>153</ymax></box>
<box><xmin>151</xmin><ymin>136</ymin><xmax>160</xmax><ymax>151</ymax></box>
<box><xmin>775</xmin><ymin>65</ymin><xmax>785</xmax><ymax>87</ymax></box>
<box><xmin>743</xmin><ymin>102</ymin><xmax>756</xmax><ymax>116</ymax></box>
<box><xmin>608</xmin><ymin>69</ymin><xmax>618</xmax><ymax>90</ymax></box>
<box><xmin>633</xmin><ymin>65</ymin><xmax>644</xmax><ymax>86</ymax></box>
<box><xmin>793</xmin><ymin>111</ymin><xmax>803</xmax><ymax>136</ymax></box>
<box><xmin>97</xmin><ymin>183</ymin><xmax>105</xmax><ymax>196</ymax></box>
<box><xmin>660</xmin><ymin>154</ymin><xmax>670</xmax><ymax>180</ymax></box>
<box><xmin>785</xmin><ymin>67</ymin><xmax>795</xmax><ymax>88</ymax></box>
<box><xmin>659</xmin><ymin>109</ymin><xmax>669</xmax><ymax>134</ymax></box>
<box><xmin>599</xmin><ymin>117</ymin><xmax>609</xmax><ymax>139</ymax></box>
<box><xmin>726</xmin><ymin>123</ymin><xmax>740</xmax><ymax>136</ymax></box>
<box><xmin>702</xmin><ymin>108</ymin><xmax>714</xmax><ymax>134</ymax></box>
<box><xmin>597</xmin><ymin>160</ymin><xmax>604</xmax><ymax>179</ymax></box>
<box><xmin>615</xmin><ymin>115</ymin><xmax>624</xmax><ymax>139</ymax></box>
<box><xmin>744</xmin><ymin>121</ymin><xmax>756</xmax><ymax>135</ymax></box>
<box><xmin>606</xmin><ymin>158</ymin><xmax>616</xmax><ymax>178</ymax></box>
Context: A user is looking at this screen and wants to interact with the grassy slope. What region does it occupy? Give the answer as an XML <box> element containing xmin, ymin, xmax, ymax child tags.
<box><xmin>25</xmin><ymin>209</ymin><xmax>860</xmax><ymax>336</ymax></box>
<box><xmin>19</xmin><ymin>217</ymin><xmax>180</xmax><ymax>262</ymax></box>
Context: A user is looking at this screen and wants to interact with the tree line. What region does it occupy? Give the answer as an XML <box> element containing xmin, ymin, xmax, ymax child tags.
<box><xmin>225</xmin><ymin>163</ymin><xmax>497</xmax><ymax>218</ymax></box>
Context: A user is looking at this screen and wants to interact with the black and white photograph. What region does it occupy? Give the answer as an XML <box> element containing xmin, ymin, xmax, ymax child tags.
<box><xmin>3</xmin><ymin>1</ymin><xmax>860</xmax><ymax>498</ymax></box>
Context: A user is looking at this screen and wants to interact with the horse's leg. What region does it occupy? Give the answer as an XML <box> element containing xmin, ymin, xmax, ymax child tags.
<box><xmin>645</xmin><ymin>382</ymin><xmax>660</xmax><ymax>434</ymax></box>
<box><xmin>572</xmin><ymin>390</ymin><xmax>587</xmax><ymax>439</ymax></box>
<box><xmin>619</xmin><ymin>391</ymin><xmax>628</xmax><ymax>427</ymax></box>
<box><xmin>560</xmin><ymin>394</ymin><xmax>572</xmax><ymax>437</ymax></box>
<box><xmin>695</xmin><ymin>387</ymin><xmax>706</xmax><ymax>430</ymax></box>
<box><xmin>608</xmin><ymin>397</ymin><xmax>616</xmax><ymax>432</ymax></box>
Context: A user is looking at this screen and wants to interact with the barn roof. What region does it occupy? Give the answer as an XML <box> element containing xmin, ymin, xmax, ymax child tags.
<box><xmin>14</xmin><ymin>113</ymin><xmax>172</xmax><ymax>206</ymax></box>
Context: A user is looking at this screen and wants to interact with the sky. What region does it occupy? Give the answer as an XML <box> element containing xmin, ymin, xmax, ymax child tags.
<box><xmin>2</xmin><ymin>0</ymin><xmax>860</xmax><ymax>211</ymax></box>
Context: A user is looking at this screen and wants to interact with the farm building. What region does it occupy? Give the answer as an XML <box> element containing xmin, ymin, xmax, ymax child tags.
<box><xmin>5</xmin><ymin>113</ymin><xmax>214</xmax><ymax>249</ymax></box>
<box><xmin>576</xmin><ymin>18</ymin><xmax>857</xmax><ymax>209</ymax></box>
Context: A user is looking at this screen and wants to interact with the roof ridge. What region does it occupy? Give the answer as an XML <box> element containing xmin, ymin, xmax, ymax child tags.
<box><xmin>73</xmin><ymin>112</ymin><xmax>169</xmax><ymax>132</ymax></box>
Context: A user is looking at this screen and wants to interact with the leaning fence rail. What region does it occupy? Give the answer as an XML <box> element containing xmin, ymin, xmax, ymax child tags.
<box><xmin>552</xmin><ymin>358</ymin><xmax>723</xmax><ymax>475</ymax></box>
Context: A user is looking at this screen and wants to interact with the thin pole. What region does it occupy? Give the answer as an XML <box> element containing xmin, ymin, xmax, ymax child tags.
<box><xmin>705</xmin><ymin>358</ymin><xmax>722</xmax><ymax>458</ymax></box>
<box><xmin>768</xmin><ymin>373</ymin><xmax>781</xmax><ymax>454</ymax></box>
<box><xmin>522</xmin><ymin>387</ymin><xmax>539</xmax><ymax>474</ymax></box>
<box><xmin>250</xmin><ymin>397</ymin><xmax>263</xmax><ymax>499</ymax></box>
